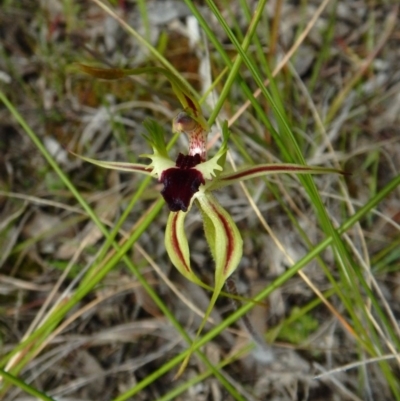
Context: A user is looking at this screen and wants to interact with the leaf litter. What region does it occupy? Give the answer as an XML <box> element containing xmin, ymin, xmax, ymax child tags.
<box><xmin>0</xmin><ymin>1</ymin><xmax>400</xmax><ymax>400</ymax></box>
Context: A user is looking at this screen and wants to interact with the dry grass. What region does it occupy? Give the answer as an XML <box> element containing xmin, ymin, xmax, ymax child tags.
<box><xmin>1</xmin><ymin>1</ymin><xmax>400</xmax><ymax>400</ymax></box>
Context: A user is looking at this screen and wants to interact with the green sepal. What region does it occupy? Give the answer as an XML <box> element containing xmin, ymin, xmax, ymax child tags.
<box><xmin>177</xmin><ymin>191</ymin><xmax>243</xmax><ymax>377</ymax></box>
<box><xmin>196</xmin><ymin>191</ymin><xmax>243</xmax><ymax>287</ymax></box>
<box><xmin>208</xmin><ymin>163</ymin><xmax>345</xmax><ymax>191</ymax></box>
<box><xmin>164</xmin><ymin>210</ymin><xmax>204</xmax><ymax>287</ymax></box>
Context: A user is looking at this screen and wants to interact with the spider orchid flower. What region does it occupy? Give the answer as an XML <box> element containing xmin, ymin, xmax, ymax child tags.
<box><xmin>74</xmin><ymin>64</ymin><xmax>343</xmax><ymax>375</ymax></box>
<box><xmin>75</xmin><ymin>110</ymin><xmax>341</xmax><ymax>290</ymax></box>
<box><xmin>74</xmin><ymin>110</ymin><xmax>342</xmax><ymax>353</ymax></box>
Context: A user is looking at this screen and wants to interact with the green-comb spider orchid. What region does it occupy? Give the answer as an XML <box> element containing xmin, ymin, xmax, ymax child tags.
<box><xmin>75</xmin><ymin>111</ymin><xmax>341</xmax><ymax>294</ymax></box>
<box><xmin>74</xmin><ymin>64</ymin><xmax>343</xmax><ymax>375</ymax></box>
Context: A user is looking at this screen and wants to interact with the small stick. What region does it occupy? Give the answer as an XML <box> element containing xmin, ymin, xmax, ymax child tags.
<box><xmin>225</xmin><ymin>278</ymin><xmax>274</xmax><ymax>364</ymax></box>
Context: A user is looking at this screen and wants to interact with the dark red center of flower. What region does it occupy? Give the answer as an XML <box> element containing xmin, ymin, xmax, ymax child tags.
<box><xmin>160</xmin><ymin>153</ymin><xmax>204</xmax><ymax>212</ymax></box>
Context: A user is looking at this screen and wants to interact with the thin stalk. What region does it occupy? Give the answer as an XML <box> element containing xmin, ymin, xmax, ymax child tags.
<box><xmin>225</xmin><ymin>278</ymin><xmax>274</xmax><ymax>364</ymax></box>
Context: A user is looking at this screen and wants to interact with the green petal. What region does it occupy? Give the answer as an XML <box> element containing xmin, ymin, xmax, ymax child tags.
<box><xmin>141</xmin><ymin>153</ymin><xmax>176</xmax><ymax>178</ymax></box>
<box><xmin>140</xmin><ymin>119</ymin><xmax>177</xmax><ymax>178</ymax></box>
<box><xmin>209</xmin><ymin>163</ymin><xmax>345</xmax><ymax>190</ymax></box>
<box><xmin>70</xmin><ymin>151</ymin><xmax>153</xmax><ymax>175</ymax></box>
<box><xmin>196</xmin><ymin>121</ymin><xmax>230</xmax><ymax>181</ymax></box>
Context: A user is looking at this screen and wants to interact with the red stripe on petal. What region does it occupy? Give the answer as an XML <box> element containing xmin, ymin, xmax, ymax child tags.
<box><xmin>171</xmin><ymin>213</ymin><xmax>190</xmax><ymax>273</ymax></box>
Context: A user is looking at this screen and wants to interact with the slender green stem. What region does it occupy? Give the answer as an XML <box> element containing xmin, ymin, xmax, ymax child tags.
<box><xmin>0</xmin><ymin>369</ymin><xmax>56</xmax><ymax>401</ymax></box>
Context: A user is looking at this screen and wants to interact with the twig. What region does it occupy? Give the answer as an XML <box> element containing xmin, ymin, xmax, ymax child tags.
<box><xmin>225</xmin><ymin>278</ymin><xmax>274</xmax><ymax>364</ymax></box>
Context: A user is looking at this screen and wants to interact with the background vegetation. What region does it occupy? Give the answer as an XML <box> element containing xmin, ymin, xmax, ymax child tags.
<box><xmin>0</xmin><ymin>1</ymin><xmax>399</xmax><ymax>400</ymax></box>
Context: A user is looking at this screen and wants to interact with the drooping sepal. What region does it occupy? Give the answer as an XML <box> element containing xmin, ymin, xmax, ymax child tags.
<box><xmin>164</xmin><ymin>210</ymin><xmax>204</xmax><ymax>287</ymax></box>
<box><xmin>209</xmin><ymin>163</ymin><xmax>345</xmax><ymax>191</ymax></box>
<box><xmin>196</xmin><ymin>192</ymin><xmax>243</xmax><ymax>284</ymax></box>
<box><xmin>176</xmin><ymin>191</ymin><xmax>243</xmax><ymax>377</ymax></box>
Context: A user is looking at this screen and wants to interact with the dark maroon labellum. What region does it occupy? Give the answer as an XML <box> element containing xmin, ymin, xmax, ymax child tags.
<box><xmin>160</xmin><ymin>153</ymin><xmax>204</xmax><ymax>212</ymax></box>
<box><xmin>175</xmin><ymin>153</ymin><xmax>201</xmax><ymax>169</ymax></box>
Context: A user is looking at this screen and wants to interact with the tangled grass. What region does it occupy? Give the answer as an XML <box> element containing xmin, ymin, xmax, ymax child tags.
<box><xmin>1</xmin><ymin>1</ymin><xmax>400</xmax><ymax>400</ymax></box>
